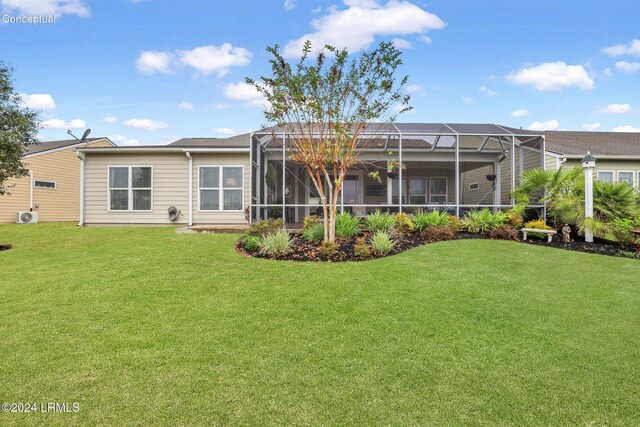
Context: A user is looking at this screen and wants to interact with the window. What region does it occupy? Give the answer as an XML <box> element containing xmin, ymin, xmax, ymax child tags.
<box><xmin>391</xmin><ymin>177</ymin><xmax>407</xmax><ymax>205</ymax></box>
<box><xmin>408</xmin><ymin>177</ymin><xmax>427</xmax><ymax>204</ymax></box>
<box><xmin>108</xmin><ymin>166</ymin><xmax>152</xmax><ymax>211</ymax></box>
<box><xmin>596</xmin><ymin>170</ymin><xmax>614</xmax><ymax>184</ymax></box>
<box><xmin>34</xmin><ymin>180</ymin><xmax>56</xmax><ymax>189</ymax></box>
<box><xmin>618</xmin><ymin>171</ymin><xmax>634</xmax><ymax>187</ymax></box>
<box><xmin>199</xmin><ymin>166</ymin><xmax>243</xmax><ymax>211</ymax></box>
<box><xmin>429</xmin><ymin>177</ymin><xmax>448</xmax><ymax>204</ymax></box>
<box><xmin>468</xmin><ymin>182</ymin><xmax>480</xmax><ymax>191</ymax></box>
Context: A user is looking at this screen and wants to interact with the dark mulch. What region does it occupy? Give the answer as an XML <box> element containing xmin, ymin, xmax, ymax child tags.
<box><xmin>0</xmin><ymin>244</ymin><xmax>12</xmax><ymax>252</ymax></box>
<box><xmin>237</xmin><ymin>231</ymin><xmax>640</xmax><ymax>262</ymax></box>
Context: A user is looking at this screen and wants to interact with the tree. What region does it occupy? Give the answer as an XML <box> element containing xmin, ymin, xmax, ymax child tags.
<box><xmin>0</xmin><ymin>62</ymin><xmax>40</xmax><ymax>195</ymax></box>
<box><xmin>247</xmin><ymin>41</ymin><xmax>410</xmax><ymax>243</ymax></box>
<box><xmin>511</xmin><ymin>166</ymin><xmax>639</xmax><ymax>237</ymax></box>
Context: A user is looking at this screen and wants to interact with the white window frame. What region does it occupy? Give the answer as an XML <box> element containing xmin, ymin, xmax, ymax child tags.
<box><xmin>468</xmin><ymin>182</ymin><xmax>480</xmax><ymax>191</ymax></box>
<box><xmin>198</xmin><ymin>165</ymin><xmax>244</xmax><ymax>212</ymax></box>
<box><xmin>596</xmin><ymin>170</ymin><xmax>614</xmax><ymax>184</ymax></box>
<box><xmin>408</xmin><ymin>176</ymin><xmax>428</xmax><ymax>205</ymax></box>
<box><xmin>107</xmin><ymin>166</ymin><xmax>153</xmax><ymax>212</ymax></box>
<box><xmin>429</xmin><ymin>176</ymin><xmax>448</xmax><ymax>204</ymax></box>
<box><xmin>617</xmin><ymin>170</ymin><xmax>635</xmax><ymax>187</ymax></box>
<box><xmin>34</xmin><ymin>180</ymin><xmax>56</xmax><ymax>189</ymax></box>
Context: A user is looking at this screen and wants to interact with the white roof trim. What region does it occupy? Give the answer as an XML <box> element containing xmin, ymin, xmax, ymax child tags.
<box><xmin>24</xmin><ymin>137</ymin><xmax>115</xmax><ymax>158</ymax></box>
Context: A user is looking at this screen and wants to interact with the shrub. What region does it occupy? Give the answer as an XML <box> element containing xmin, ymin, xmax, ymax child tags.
<box><xmin>335</xmin><ymin>212</ymin><xmax>361</xmax><ymax>238</ymax></box>
<box><xmin>353</xmin><ymin>237</ymin><xmax>371</xmax><ymax>257</ymax></box>
<box><xmin>523</xmin><ymin>219</ymin><xmax>554</xmax><ymax>239</ymax></box>
<box><xmin>319</xmin><ymin>241</ymin><xmax>338</xmax><ymax>257</ymax></box>
<box><xmin>609</xmin><ymin>218</ymin><xmax>640</xmax><ymax>249</ymax></box>
<box><xmin>462</xmin><ymin>209</ymin><xmax>507</xmax><ymax>233</ymax></box>
<box><xmin>448</xmin><ymin>215</ymin><xmax>463</xmax><ymax>232</ymax></box>
<box><xmin>302</xmin><ymin>223</ymin><xmax>324</xmax><ymax>242</ymax></box>
<box><xmin>365</xmin><ymin>210</ymin><xmax>396</xmax><ymax>233</ymax></box>
<box><xmin>242</xmin><ymin>235</ymin><xmax>261</xmax><ymax>251</ymax></box>
<box><xmin>370</xmin><ymin>231</ymin><xmax>396</xmax><ymax>255</ymax></box>
<box><xmin>420</xmin><ymin>225</ymin><xmax>454</xmax><ymax>242</ymax></box>
<box><xmin>248</xmin><ymin>218</ymin><xmax>283</xmax><ymax>236</ymax></box>
<box><xmin>506</xmin><ymin>211</ymin><xmax>524</xmax><ymax>229</ymax></box>
<box><xmin>394</xmin><ymin>212</ymin><xmax>414</xmax><ymax>235</ymax></box>
<box><xmin>302</xmin><ymin>215</ymin><xmax>320</xmax><ymax>231</ymax></box>
<box><xmin>489</xmin><ymin>224</ymin><xmax>518</xmax><ymax>241</ymax></box>
<box><xmin>412</xmin><ymin>210</ymin><xmax>450</xmax><ymax>232</ymax></box>
<box><xmin>258</xmin><ymin>229</ymin><xmax>293</xmax><ymax>256</ymax></box>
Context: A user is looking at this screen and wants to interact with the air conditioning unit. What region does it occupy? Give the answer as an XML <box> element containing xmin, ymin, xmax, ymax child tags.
<box><xmin>16</xmin><ymin>211</ymin><xmax>38</xmax><ymax>224</ymax></box>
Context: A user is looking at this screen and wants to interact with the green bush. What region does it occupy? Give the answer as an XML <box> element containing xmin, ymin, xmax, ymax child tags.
<box><xmin>394</xmin><ymin>212</ymin><xmax>414</xmax><ymax>234</ymax></box>
<box><xmin>489</xmin><ymin>224</ymin><xmax>519</xmax><ymax>241</ymax></box>
<box><xmin>335</xmin><ymin>212</ymin><xmax>361</xmax><ymax>238</ymax></box>
<box><xmin>420</xmin><ymin>225</ymin><xmax>454</xmax><ymax>242</ymax></box>
<box><xmin>353</xmin><ymin>237</ymin><xmax>371</xmax><ymax>257</ymax></box>
<box><xmin>609</xmin><ymin>218</ymin><xmax>640</xmax><ymax>249</ymax></box>
<box><xmin>242</xmin><ymin>235</ymin><xmax>261</xmax><ymax>251</ymax></box>
<box><xmin>258</xmin><ymin>230</ymin><xmax>293</xmax><ymax>256</ymax></box>
<box><xmin>365</xmin><ymin>210</ymin><xmax>395</xmax><ymax>233</ymax></box>
<box><xmin>302</xmin><ymin>215</ymin><xmax>320</xmax><ymax>231</ymax></box>
<box><xmin>448</xmin><ymin>214</ymin><xmax>464</xmax><ymax>232</ymax></box>
<box><xmin>301</xmin><ymin>223</ymin><xmax>324</xmax><ymax>242</ymax></box>
<box><xmin>462</xmin><ymin>209</ymin><xmax>507</xmax><ymax>233</ymax></box>
<box><xmin>320</xmin><ymin>241</ymin><xmax>338</xmax><ymax>257</ymax></box>
<box><xmin>523</xmin><ymin>219</ymin><xmax>554</xmax><ymax>239</ymax></box>
<box><xmin>248</xmin><ymin>218</ymin><xmax>283</xmax><ymax>236</ymax></box>
<box><xmin>370</xmin><ymin>231</ymin><xmax>396</xmax><ymax>255</ymax></box>
<box><xmin>412</xmin><ymin>210</ymin><xmax>450</xmax><ymax>232</ymax></box>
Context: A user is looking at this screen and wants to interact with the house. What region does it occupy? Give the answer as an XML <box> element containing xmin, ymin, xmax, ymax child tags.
<box><xmin>544</xmin><ymin>131</ymin><xmax>640</xmax><ymax>187</ymax></box>
<box><xmin>0</xmin><ymin>137</ymin><xmax>115</xmax><ymax>223</ymax></box>
<box><xmin>77</xmin><ymin>124</ymin><xmax>546</xmax><ymax>226</ymax></box>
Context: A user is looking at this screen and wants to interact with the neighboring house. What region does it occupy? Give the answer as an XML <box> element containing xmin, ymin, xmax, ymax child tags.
<box><xmin>0</xmin><ymin>137</ymin><xmax>115</xmax><ymax>223</ymax></box>
<box><xmin>77</xmin><ymin>124</ymin><xmax>546</xmax><ymax>226</ymax></box>
<box><xmin>545</xmin><ymin>131</ymin><xmax>640</xmax><ymax>187</ymax></box>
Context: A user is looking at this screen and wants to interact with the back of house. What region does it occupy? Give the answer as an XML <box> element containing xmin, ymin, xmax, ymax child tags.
<box><xmin>0</xmin><ymin>137</ymin><xmax>114</xmax><ymax>223</ymax></box>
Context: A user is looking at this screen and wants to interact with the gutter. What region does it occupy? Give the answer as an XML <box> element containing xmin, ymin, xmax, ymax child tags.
<box><xmin>76</xmin><ymin>151</ymin><xmax>85</xmax><ymax>226</ymax></box>
<box><xmin>76</xmin><ymin>147</ymin><xmax>250</xmax><ymax>154</ymax></box>
<box><xmin>185</xmin><ymin>151</ymin><xmax>193</xmax><ymax>227</ymax></box>
<box><xmin>560</xmin><ymin>154</ymin><xmax>640</xmax><ymax>160</ymax></box>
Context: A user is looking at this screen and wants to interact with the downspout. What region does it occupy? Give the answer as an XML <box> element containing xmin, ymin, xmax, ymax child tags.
<box><xmin>29</xmin><ymin>170</ymin><xmax>34</xmax><ymax>210</ymax></box>
<box><xmin>76</xmin><ymin>152</ymin><xmax>85</xmax><ymax>226</ymax></box>
<box><xmin>185</xmin><ymin>151</ymin><xmax>193</xmax><ymax>227</ymax></box>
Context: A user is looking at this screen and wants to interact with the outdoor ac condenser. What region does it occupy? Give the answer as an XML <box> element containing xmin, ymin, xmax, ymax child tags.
<box><xmin>16</xmin><ymin>211</ymin><xmax>38</xmax><ymax>224</ymax></box>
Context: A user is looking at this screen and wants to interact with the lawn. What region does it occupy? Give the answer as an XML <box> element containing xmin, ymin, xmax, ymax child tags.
<box><xmin>1</xmin><ymin>224</ymin><xmax>639</xmax><ymax>426</ymax></box>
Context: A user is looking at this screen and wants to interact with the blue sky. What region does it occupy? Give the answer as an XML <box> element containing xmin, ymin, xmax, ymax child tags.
<box><xmin>1</xmin><ymin>0</ymin><xmax>639</xmax><ymax>145</ymax></box>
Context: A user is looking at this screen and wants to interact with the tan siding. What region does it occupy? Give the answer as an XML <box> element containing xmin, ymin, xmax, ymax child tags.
<box><xmin>461</xmin><ymin>164</ymin><xmax>494</xmax><ymax>205</ymax></box>
<box><xmin>0</xmin><ymin>139</ymin><xmax>112</xmax><ymax>223</ymax></box>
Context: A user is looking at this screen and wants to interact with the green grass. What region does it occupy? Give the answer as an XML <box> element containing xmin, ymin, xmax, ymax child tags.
<box><xmin>1</xmin><ymin>224</ymin><xmax>639</xmax><ymax>426</ymax></box>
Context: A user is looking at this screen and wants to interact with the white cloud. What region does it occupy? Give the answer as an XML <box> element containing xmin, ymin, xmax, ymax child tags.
<box><xmin>215</xmin><ymin>103</ymin><xmax>230</xmax><ymax>110</ymax></box>
<box><xmin>122</xmin><ymin>118</ymin><xmax>167</xmax><ymax>130</ymax></box>
<box><xmin>223</xmin><ymin>81</ymin><xmax>268</xmax><ymax>107</ymax></box>
<box><xmin>283</xmin><ymin>0</ymin><xmax>446</xmax><ymax>57</ymax></box>
<box><xmin>479</xmin><ymin>86</ymin><xmax>497</xmax><ymax>97</ymax></box>
<box><xmin>603</xmin><ymin>68</ymin><xmax>613</xmax><ymax>77</ymax></box>
<box><xmin>418</xmin><ymin>35</ymin><xmax>432</xmax><ymax>44</ymax></box>
<box><xmin>507</xmin><ymin>62</ymin><xmax>594</xmax><ymax>92</ymax></box>
<box><xmin>599</xmin><ymin>103</ymin><xmax>631</xmax><ymax>114</ymax></box>
<box><xmin>42</xmin><ymin>118</ymin><xmax>85</xmax><ymax>129</ymax></box>
<box><xmin>602</xmin><ymin>39</ymin><xmax>640</xmax><ymax>57</ymax></box>
<box><xmin>120</xmin><ymin>139</ymin><xmax>141</xmax><ymax>146</ymax></box>
<box><xmin>19</xmin><ymin>93</ymin><xmax>55</xmax><ymax>110</ymax></box>
<box><xmin>613</xmin><ymin>125</ymin><xmax>640</xmax><ymax>132</ymax></box>
<box><xmin>177</xmin><ymin>43</ymin><xmax>252</xmax><ymax>77</ymax></box>
<box><xmin>214</xmin><ymin>127</ymin><xmax>236</xmax><ymax>135</ymax></box>
<box><xmin>406</xmin><ymin>84</ymin><xmax>424</xmax><ymax>94</ymax></box>
<box><xmin>392</xmin><ymin>38</ymin><xmax>412</xmax><ymax>49</ymax></box>
<box><xmin>462</xmin><ymin>96</ymin><xmax>475</xmax><ymax>105</ymax></box>
<box><xmin>284</xmin><ymin>0</ymin><xmax>296</xmax><ymax>10</ymax></box>
<box><xmin>581</xmin><ymin>122</ymin><xmax>602</xmax><ymax>131</ymax></box>
<box><xmin>0</xmin><ymin>0</ymin><xmax>89</xmax><ymax>17</ymax></box>
<box><xmin>108</xmin><ymin>134</ymin><xmax>141</xmax><ymax>146</ymax></box>
<box><xmin>135</xmin><ymin>51</ymin><xmax>176</xmax><ymax>74</ymax></box>
<box><xmin>615</xmin><ymin>61</ymin><xmax>640</xmax><ymax>74</ymax></box>
<box><xmin>527</xmin><ymin>119</ymin><xmax>559</xmax><ymax>131</ymax></box>
<box><xmin>178</xmin><ymin>101</ymin><xmax>194</xmax><ymax>111</ymax></box>
<box><xmin>311</xmin><ymin>6</ymin><xmax>322</xmax><ymax>14</ymax></box>
<box><xmin>510</xmin><ymin>109</ymin><xmax>529</xmax><ymax>117</ymax></box>
<box><xmin>103</xmin><ymin>116</ymin><xmax>118</xmax><ymax>123</ymax></box>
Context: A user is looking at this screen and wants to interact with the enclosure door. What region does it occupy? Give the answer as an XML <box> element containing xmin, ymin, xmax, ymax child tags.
<box><xmin>341</xmin><ymin>176</ymin><xmax>360</xmax><ymax>205</ymax></box>
<box><xmin>429</xmin><ymin>177</ymin><xmax>448</xmax><ymax>204</ymax></box>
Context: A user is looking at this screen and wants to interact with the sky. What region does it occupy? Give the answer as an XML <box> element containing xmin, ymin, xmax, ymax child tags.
<box><xmin>1</xmin><ymin>0</ymin><xmax>639</xmax><ymax>145</ymax></box>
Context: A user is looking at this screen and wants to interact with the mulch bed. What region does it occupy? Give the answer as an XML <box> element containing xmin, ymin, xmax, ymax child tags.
<box><xmin>0</xmin><ymin>244</ymin><xmax>12</xmax><ymax>252</ymax></box>
<box><xmin>237</xmin><ymin>231</ymin><xmax>640</xmax><ymax>262</ymax></box>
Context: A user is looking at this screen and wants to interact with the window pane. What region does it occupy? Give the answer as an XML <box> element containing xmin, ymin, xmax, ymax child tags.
<box><xmin>110</xmin><ymin>190</ymin><xmax>128</xmax><ymax>210</ymax></box>
<box><xmin>597</xmin><ymin>171</ymin><xmax>613</xmax><ymax>183</ymax></box>
<box><xmin>223</xmin><ymin>167</ymin><xmax>243</xmax><ymax>188</ymax></box>
<box><xmin>200</xmin><ymin>189</ymin><xmax>219</xmax><ymax>210</ymax></box>
<box><xmin>200</xmin><ymin>167</ymin><xmax>219</xmax><ymax>188</ymax></box>
<box><xmin>132</xmin><ymin>167</ymin><xmax>151</xmax><ymax>188</ymax></box>
<box><xmin>133</xmin><ymin>189</ymin><xmax>151</xmax><ymax>210</ymax></box>
<box><xmin>109</xmin><ymin>167</ymin><xmax>128</xmax><ymax>188</ymax></box>
<box><xmin>619</xmin><ymin>172</ymin><xmax>633</xmax><ymax>186</ymax></box>
<box><xmin>223</xmin><ymin>189</ymin><xmax>243</xmax><ymax>210</ymax></box>
<box><xmin>430</xmin><ymin>178</ymin><xmax>447</xmax><ymax>195</ymax></box>
<box><xmin>34</xmin><ymin>180</ymin><xmax>55</xmax><ymax>189</ymax></box>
